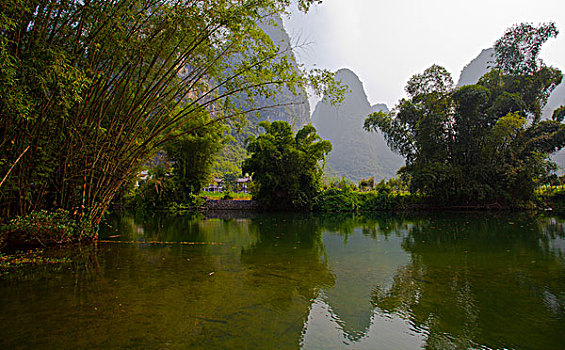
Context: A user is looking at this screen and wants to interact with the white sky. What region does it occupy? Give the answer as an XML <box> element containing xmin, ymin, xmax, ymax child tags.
<box><xmin>283</xmin><ymin>0</ymin><xmax>565</xmax><ymax>108</ymax></box>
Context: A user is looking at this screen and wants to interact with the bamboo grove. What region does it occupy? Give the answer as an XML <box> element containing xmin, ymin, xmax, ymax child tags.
<box><xmin>0</xmin><ymin>0</ymin><xmax>332</xmax><ymax>229</ymax></box>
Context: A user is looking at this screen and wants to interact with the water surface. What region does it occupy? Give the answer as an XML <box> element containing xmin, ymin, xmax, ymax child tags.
<box><xmin>1</xmin><ymin>211</ymin><xmax>565</xmax><ymax>349</ymax></box>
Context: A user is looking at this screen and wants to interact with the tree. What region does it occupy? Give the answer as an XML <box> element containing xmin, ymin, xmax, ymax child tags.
<box><xmin>365</xmin><ymin>23</ymin><xmax>565</xmax><ymax>206</ymax></box>
<box><xmin>490</xmin><ymin>22</ymin><xmax>562</xmax><ymax>122</ymax></box>
<box><xmin>243</xmin><ymin>121</ymin><xmax>331</xmax><ymax>209</ymax></box>
<box><xmin>0</xmin><ymin>0</ymin><xmax>337</xmax><ymax>229</ymax></box>
<box><xmin>134</xmin><ymin>156</ymin><xmax>176</xmax><ymax>210</ymax></box>
<box><xmin>164</xmin><ymin>108</ymin><xmax>225</xmax><ymax>203</ymax></box>
<box><xmin>494</xmin><ymin>22</ymin><xmax>558</xmax><ymax>76</ymax></box>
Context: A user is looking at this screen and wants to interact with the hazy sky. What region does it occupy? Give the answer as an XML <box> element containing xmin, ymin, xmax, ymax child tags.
<box><xmin>283</xmin><ymin>0</ymin><xmax>565</xmax><ymax>108</ymax></box>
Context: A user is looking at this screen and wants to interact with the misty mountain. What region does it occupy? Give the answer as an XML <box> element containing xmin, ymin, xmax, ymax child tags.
<box><xmin>312</xmin><ymin>69</ymin><xmax>404</xmax><ymax>182</ymax></box>
<box><xmin>457</xmin><ymin>48</ymin><xmax>565</xmax><ymax>170</ymax></box>
<box><xmin>255</xmin><ymin>14</ymin><xmax>311</xmax><ymax>127</ymax></box>
<box><xmin>213</xmin><ymin>14</ymin><xmax>311</xmax><ymax>176</ymax></box>
<box><xmin>319</xmin><ymin>232</ymin><xmax>410</xmax><ymax>342</ymax></box>
<box><xmin>544</xmin><ymin>82</ymin><xmax>565</xmax><ymax>170</ymax></box>
<box><xmin>456</xmin><ymin>48</ymin><xmax>494</xmax><ymax>87</ymax></box>
<box><xmin>544</xmin><ymin>80</ymin><xmax>565</xmax><ymax>118</ymax></box>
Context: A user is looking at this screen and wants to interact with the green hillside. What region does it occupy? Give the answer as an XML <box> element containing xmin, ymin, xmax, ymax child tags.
<box><xmin>212</xmin><ymin>14</ymin><xmax>311</xmax><ymax>176</ymax></box>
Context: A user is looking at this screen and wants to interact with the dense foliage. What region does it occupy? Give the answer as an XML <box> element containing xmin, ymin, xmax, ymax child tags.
<box><xmin>313</xmin><ymin>176</ymin><xmax>418</xmax><ymax>212</ymax></box>
<box><xmin>0</xmin><ymin>0</ymin><xmax>336</xmax><ymax>231</ymax></box>
<box><xmin>314</xmin><ymin>188</ymin><xmax>416</xmax><ymax>212</ymax></box>
<box><xmin>164</xmin><ymin>110</ymin><xmax>225</xmax><ymax>201</ymax></box>
<box><xmin>243</xmin><ymin>121</ymin><xmax>331</xmax><ymax>209</ymax></box>
<box><xmin>0</xmin><ymin>209</ymin><xmax>93</xmax><ymax>248</ymax></box>
<box><xmin>365</xmin><ymin>23</ymin><xmax>565</xmax><ymax>206</ymax></box>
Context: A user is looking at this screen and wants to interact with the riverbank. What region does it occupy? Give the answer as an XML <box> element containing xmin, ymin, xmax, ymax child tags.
<box><xmin>2</xmin><ymin>188</ymin><xmax>564</xmax><ymax>252</ymax></box>
<box><xmin>0</xmin><ymin>209</ymin><xmax>94</xmax><ymax>251</ymax></box>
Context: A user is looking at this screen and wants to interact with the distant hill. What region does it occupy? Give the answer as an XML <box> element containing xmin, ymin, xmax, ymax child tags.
<box><xmin>212</xmin><ymin>14</ymin><xmax>311</xmax><ymax>176</ymax></box>
<box><xmin>255</xmin><ymin>14</ymin><xmax>311</xmax><ymax>128</ymax></box>
<box><xmin>311</xmin><ymin>68</ymin><xmax>404</xmax><ymax>182</ymax></box>
<box><xmin>543</xmin><ymin>80</ymin><xmax>565</xmax><ymax>119</ymax></box>
<box><xmin>457</xmin><ymin>48</ymin><xmax>494</xmax><ymax>87</ymax></box>
<box><xmin>457</xmin><ymin>48</ymin><xmax>565</xmax><ymax>171</ymax></box>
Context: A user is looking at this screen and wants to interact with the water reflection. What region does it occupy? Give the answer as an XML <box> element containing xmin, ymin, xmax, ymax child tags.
<box><xmin>1</xmin><ymin>212</ymin><xmax>564</xmax><ymax>349</ymax></box>
<box><xmin>370</xmin><ymin>213</ymin><xmax>565</xmax><ymax>350</ymax></box>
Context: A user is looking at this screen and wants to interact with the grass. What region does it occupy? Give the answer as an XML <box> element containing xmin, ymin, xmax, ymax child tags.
<box><xmin>200</xmin><ymin>192</ymin><xmax>252</xmax><ymax>200</ymax></box>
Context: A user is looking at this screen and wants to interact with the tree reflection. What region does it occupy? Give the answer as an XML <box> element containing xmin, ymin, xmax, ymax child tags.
<box><xmin>371</xmin><ymin>213</ymin><xmax>565</xmax><ymax>350</ymax></box>
<box><xmin>239</xmin><ymin>214</ymin><xmax>336</xmax><ymax>348</ymax></box>
<box><xmin>4</xmin><ymin>212</ymin><xmax>565</xmax><ymax>349</ymax></box>
<box><xmin>98</xmin><ymin>212</ymin><xmax>338</xmax><ymax>349</ymax></box>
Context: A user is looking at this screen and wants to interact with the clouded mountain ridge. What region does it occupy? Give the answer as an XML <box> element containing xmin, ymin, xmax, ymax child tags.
<box><xmin>456</xmin><ymin>48</ymin><xmax>495</xmax><ymax>87</ymax></box>
<box><xmin>212</xmin><ymin>14</ymin><xmax>312</xmax><ymax>176</ymax></box>
<box><xmin>312</xmin><ymin>68</ymin><xmax>404</xmax><ymax>182</ymax></box>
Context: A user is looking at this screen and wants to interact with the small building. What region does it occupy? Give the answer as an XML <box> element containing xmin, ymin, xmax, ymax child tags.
<box><xmin>235</xmin><ymin>177</ymin><xmax>252</xmax><ymax>193</ymax></box>
<box><xmin>202</xmin><ymin>176</ymin><xmax>252</xmax><ymax>193</ymax></box>
<box><xmin>202</xmin><ymin>178</ymin><xmax>223</xmax><ymax>192</ymax></box>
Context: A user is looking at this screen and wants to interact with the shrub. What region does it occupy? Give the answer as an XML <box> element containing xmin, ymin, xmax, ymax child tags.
<box><xmin>357</xmin><ymin>191</ymin><xmax>391</xmax><ymax>211</ymax></box>
<box><xmin>222</xmin><ymin>192</ymin><xmax>234</xmax><ymax>200</ymax></box>
<box><xmin>0</xmin><ymin>209</ymin><xmax>93</xmax><ymax>248</ymax></box>
<box><xmin>536</xmin><ymin>185</ymin><xmax>565</xmax><ymax>210</ymax></box>
<box><xmin>314</xmin><ymin>188</ymin><xmax>357</xmax><ymax>212</ymax></box>
<box><xmin>166</xmin><ymin>193</ymin><xmax>207</xmax><ymax>214</ymax></box>
<box><xmin>314</xmin><ymin>187</ymin><xmax>418</xmax><ymax>212</ymax></box>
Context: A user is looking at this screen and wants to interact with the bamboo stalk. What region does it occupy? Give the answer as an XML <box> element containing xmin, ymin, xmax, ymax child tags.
<box><xmin>0</xmin><ymin>146</ymin><xmax>30</xmax><ymax>189</ymax></box>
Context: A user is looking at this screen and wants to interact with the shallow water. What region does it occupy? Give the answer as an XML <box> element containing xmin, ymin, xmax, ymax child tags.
<box><xmin>1</xmin><ymin>211</ymin><xmax>565</xmax><ymax>349</ymax></box>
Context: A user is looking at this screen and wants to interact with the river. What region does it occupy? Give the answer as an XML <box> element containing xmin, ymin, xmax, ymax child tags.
<box><xmin>1</xmin><ymin>211</ymin><xmax>565</xmax><ymax>349</ymax></box>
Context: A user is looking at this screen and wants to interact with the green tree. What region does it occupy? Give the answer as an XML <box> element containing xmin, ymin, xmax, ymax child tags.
<box><xmin>494</xmin><ymin>22</ymin><xmax>559</xmax><ymax>76</ymax></box>
<box><xmin>164</xmin><ymin>108</ymin><xmax>225</xmax><ymax>203</ymax></box>
<box><xmin>0</xmin><ymin>0</ymin><xmax>337</xmax><ymax>229</ymax></box>
<box><xmin>222</xmin><ymin>172</ymin><xmax>239</xmax><ymax>194</ymax></box>
<box><xmin>243</xmin><ymin>121</ymin><xmax>331</xmax><ymax>209</ymax></box>
<box><xmin>135</xmin><ymin>158</ymin><xmax>176</xmax><ymax>210</ymax></box>
<box><xmin>488</xmin><ymin>22</ymin><xmax>561</xmax><ymax>122</ymax></box>
<box><xmin>365</xmin><ymin>23</ymin><xmax>565</xmax><ymax>206</ymax></box>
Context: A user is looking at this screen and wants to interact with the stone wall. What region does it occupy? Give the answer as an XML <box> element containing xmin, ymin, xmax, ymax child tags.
<box><xmin>204</xmin><ymin>199</ymin><xmax>260</xmax><ymax>211</ymax></box>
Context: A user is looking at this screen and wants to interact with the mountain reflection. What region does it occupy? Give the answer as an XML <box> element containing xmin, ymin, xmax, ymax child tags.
<box><xmin>102</xmin><ymin>212</ymin><xmax>565</xmax><ymax>349</ymax></box>
<box><xmin>3</xmin><ymin>212</ymin><xmax>564</xmax><ymax>349</ymax></box>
